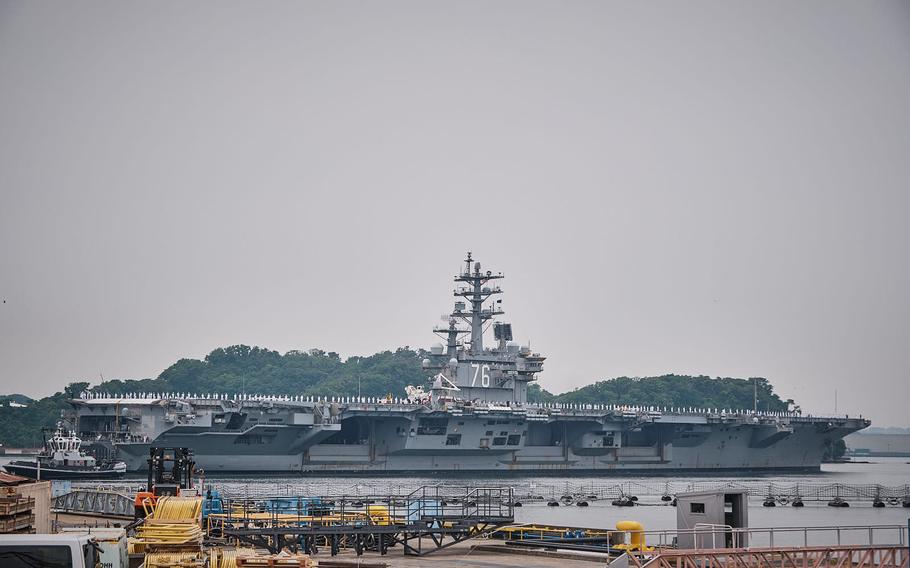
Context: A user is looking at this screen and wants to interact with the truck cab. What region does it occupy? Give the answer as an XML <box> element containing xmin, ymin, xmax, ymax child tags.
<box><xmin>0</xmin><ymin>534</ymin><xmax>101</xmax><ymax>568</ymax></box>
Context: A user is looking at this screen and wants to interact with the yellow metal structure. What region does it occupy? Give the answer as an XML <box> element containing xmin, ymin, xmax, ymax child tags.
<box><xmin>495</xmin><ymin>524</ymin><xmax>611</xmax><ymax>540</ymax></box>
<box><xmin>132</xmin><ymin>496</ymin><xmax>205</xmax><ymax>556</ymax></box>
<box><xmin>614</xmin><ymin>520</ymin><xmax>650</xmax><ymax>551</ymax></box>
<box><xmin>144</xmin><ymin>551</ymin><xmax>205</xmax><ymax>567</ymax></box>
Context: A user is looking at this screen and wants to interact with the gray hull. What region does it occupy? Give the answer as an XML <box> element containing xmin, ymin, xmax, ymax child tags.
<box><xmin>101</xmin><ymin>410</ymin><xmax>860</xmax><ymax>474</ymax></box>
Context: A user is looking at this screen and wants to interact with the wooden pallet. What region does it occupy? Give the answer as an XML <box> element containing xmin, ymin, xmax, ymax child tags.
<box><xmin>0</xmin><ymin>496</ymin><xmax>35</xmax><ymax>516</ymax></box>
<box><xmin>0</xmin><ymin>513</ymin><xmax>35</xmax><ymax>533</ymax></box>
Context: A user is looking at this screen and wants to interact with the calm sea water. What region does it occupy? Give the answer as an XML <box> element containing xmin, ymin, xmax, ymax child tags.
<box><xmin>199</xmin><ymin>457</ymin><xmax>910</xmax><ymax>539</ymax></box>
<box><xmin>5</xmin><ymin>455</ymin><xmax>907</xmax><ymax>541</ymax></box>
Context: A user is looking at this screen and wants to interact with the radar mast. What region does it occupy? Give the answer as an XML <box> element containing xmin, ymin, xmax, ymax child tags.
<box><xmin>453</xmin><ymin>252</ymin><xmax>504</xmax><ymax>354</ymax></box>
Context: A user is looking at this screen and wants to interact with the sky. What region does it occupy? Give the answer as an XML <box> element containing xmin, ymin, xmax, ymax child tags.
<box><xmin>1</xmin><ymin>1</ymin><xmax>908</xmax><ymax>426</ymax></box>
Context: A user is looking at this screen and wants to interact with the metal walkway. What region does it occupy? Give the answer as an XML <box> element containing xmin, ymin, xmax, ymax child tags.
<box><xmin>208</xmin><ymin>485</ymin><xmax>514</xmax><ymax>556</ymax></box>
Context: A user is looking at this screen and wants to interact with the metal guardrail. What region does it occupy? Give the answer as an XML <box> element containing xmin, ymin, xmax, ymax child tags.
<box><xmin>635</xmin><ymin>524</ymin><xmax>909</xmax><ymax>549</ymax></box>
<box><xmin>496</xmin><ymin>523</ymin><xmax>908</xmax><ymax>550</ymax></box>
<box><xmin>632</xmin><ymin>545</ymin><xmax>909</xmax><ymax>568</ymax></box>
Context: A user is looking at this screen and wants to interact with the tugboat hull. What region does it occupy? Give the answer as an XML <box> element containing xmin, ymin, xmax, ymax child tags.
<box><xmin>2</xmin><ymin>461</ymin><xmax>126</xmax><ymax>480</ymax></box>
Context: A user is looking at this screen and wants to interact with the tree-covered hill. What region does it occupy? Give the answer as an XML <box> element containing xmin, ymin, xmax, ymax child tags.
<box><xmin>0</xmin><ymin>384</ymin><xmax>88</xmax><ymax>448</ymax></box>
<box><xmin>91</xmin><ymin>346</ymin><xmax>429</xmax><ymax>399</ymax></box>
<box><xmin>547</xmin><ymin>375</ymin><xmax>791</xmax><ymax>412</ymax></box>
<box><xmin>0</xmin><ymin>345</ymin><xmax>794</xmax><ymax>447</ymax></box>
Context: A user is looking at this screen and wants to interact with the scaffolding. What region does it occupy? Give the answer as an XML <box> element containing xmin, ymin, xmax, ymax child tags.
<box><xmin>207</xmin><ymin>485</ymin><xmax>514</xmax><ymax>556</ymax></box>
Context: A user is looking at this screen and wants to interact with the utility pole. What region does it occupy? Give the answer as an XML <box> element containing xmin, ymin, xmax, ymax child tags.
<box><xmin>753</xmin><ymin>378</ymin><xmax>758</xmax><ymax>412</ymax></box>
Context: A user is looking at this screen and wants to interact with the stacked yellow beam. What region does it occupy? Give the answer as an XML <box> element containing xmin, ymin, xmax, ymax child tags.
<box><xmin>144</xmin><ymin>551</ymin><xmax>206</xmax><ymax>567</ymax></box>
<box><xmin>131</xmin><ymin>496</ymin><xmax>205</xmax><ymax>555</ymax></box>
<box><xmin>134</xmin><ymin>521</ymin><xmax>203</xmax><ymax>545</ymax></box>
<box><xmin>152</xmin><ymin>496</ymin><xmax>204</xmax><ymax>521</ymax></box>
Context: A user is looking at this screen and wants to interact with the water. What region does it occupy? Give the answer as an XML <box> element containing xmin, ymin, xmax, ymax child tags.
<box><xmin>13</xmin><ymin>456</ymin><xmax>908</xmax><ymax>539</ymax></box>
<box><xmin>199</xmin><ymin>457</ymin><xmax>910</xmax><ymax>536</ymax></box>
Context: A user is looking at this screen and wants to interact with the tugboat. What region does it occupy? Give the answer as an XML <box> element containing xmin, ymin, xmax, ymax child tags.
<box><xmin>1</xmin><ymin>424</ymin><xmax>126</xmax><ymax>480</ymax></box>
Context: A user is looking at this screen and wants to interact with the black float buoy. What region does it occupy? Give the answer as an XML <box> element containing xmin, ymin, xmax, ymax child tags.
<box><xmin>513</xmin><ymin>501</ymin><xmax>523</xmax><ymax>507</ymax></box>
<box><xmin>661</xmin><ymin>494</ymin><xmax>673</xmax><ymax>502</ymax></box>
<box><xmin>611</xmin><ymin>497</ymin><xmax>635</xmax><ymax>507</ymax></box>
<box><xmin>547</xmin><ymin>500</ymin><xmax>559</xmax><ymax>507</ymax></box>
<box><xmin>828</xmin><ymin>497</ymin><xmax>849</xmax><ymax>508</ymax></box>
<box><xmin>902</xmin><ymin>497</ymin><xmax>910</xmax><ymax>508</ymax></box>
<box><xmin>763</xmin><ymin>497</ymin><xmax>776</xmax><ymax>507</ymax></box>
<box><xmin>792</xmin><ymin>497</ymin><xmax>804</xmax><ymax>507</ymax></box>
<box><xmin>872</xmin><ymin>497</ymin><xmax>886</xmax><ymax>508</ymax></box>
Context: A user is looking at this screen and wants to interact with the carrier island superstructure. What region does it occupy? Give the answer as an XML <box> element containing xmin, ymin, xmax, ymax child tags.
<box><xmin>70</xmin><ymin>254</ymin><xmax>869</xmax><ymax>473</ymax></box>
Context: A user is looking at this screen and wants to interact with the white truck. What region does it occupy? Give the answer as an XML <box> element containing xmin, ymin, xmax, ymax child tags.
<box><xmin>0</xmin><ymin>533</ymin><xmax>103</xmax><ymax>568</ymax></box>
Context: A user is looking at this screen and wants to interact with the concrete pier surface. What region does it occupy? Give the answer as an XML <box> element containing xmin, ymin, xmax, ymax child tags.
<box><xmin>314</xmin><ymin>541</ymin><xmax>606</xmax><ymax>568</ymax></box>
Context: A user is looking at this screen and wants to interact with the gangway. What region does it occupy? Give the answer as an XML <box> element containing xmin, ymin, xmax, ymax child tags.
<box><xmin>208</xmin><ymin>485</ymin><xmax>514</xmax><ymax>556</ymax></box>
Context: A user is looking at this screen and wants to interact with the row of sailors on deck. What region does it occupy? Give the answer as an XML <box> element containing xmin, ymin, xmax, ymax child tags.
<box><xmin>74</xmin><ymin>391</ymin><xmax>834</xmax><ymax>419</ymax></box>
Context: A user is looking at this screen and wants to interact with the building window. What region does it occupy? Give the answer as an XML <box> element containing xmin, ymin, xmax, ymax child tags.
<box><xmin>690</xmin><ymin>502</ymin><xmax>705</xmax><ymax>514</ymax></box>
<box><xmin>493</xmin><ymin>437</ymin><xmax>507</xmax><ymax>446</ymax></box>
<box><xmin>446</xmin><ymin>434</ymin><xmax>462</xmax><ymax>446</ymax></box>
<box><xmin>507</xmin><ymin>435</ymin><xmax>521</xmax><ymax>445</ymax></box>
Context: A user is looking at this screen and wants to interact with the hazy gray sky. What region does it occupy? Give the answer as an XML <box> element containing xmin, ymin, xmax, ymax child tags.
<box><xmin>1</xmin><ymin>1</ymin><xmax>908</xmax><ymax>426</ymax></box>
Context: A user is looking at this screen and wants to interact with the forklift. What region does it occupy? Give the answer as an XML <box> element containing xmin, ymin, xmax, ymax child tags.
<box><xmin>133</xmin><ymin>447</ymin><xmax>196</xmax><ymax>520</ymax></box>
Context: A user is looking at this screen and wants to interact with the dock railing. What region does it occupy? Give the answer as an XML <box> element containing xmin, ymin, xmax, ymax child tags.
<box><xmin>632</xmin><ymin>545</ymin><xmax>909</xmax><ymax>568</ymax></box>
<box><xmin>497</xmin><ymin>523</ymin><xmax>908</xmax><ymax>551</ymax></box>
<box><xmin>636</xmin><ymin>523</ymin><xmax>908</xmax><ymax>549</ymax></box>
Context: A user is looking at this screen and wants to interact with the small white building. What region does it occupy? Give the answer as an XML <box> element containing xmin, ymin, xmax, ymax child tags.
<box><xmin>675</xmin><ymin>489</ymin><xmax>749</xmax><ymax>549</ymax></box>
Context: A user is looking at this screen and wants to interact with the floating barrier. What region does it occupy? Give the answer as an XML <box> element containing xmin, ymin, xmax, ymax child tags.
<box><xmin>191</xmin><ymin>480</ymin><xmax>910</xmax><ymax>508</ymax></box>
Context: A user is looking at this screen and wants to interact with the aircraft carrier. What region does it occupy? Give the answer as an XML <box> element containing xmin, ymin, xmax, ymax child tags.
<box><xmin>70</xmin><ymin>254</ymin><xmax>869</xmax><ymax>473</ymax></box>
